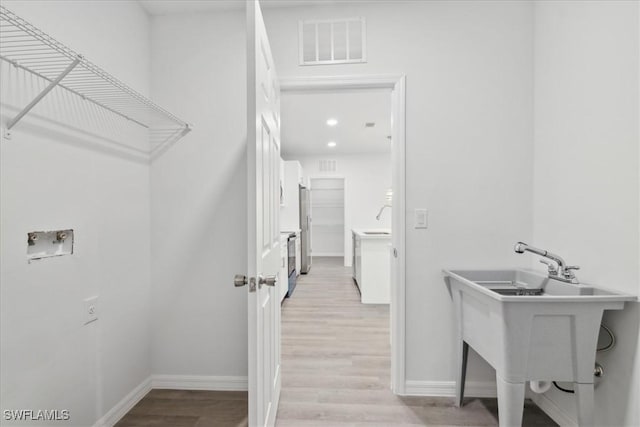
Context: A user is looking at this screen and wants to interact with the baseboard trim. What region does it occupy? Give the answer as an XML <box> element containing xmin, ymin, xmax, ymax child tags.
<box><xmin>404</xmin><ymin>380</ymin><xmax>497</xmax><ymax>398</ymax></box>
<box><xmin>93</xmin><ymin>376</ymin><xmax>152</xmax><ymax>427</ymax></box>
<box><xmin>530</xmin><ymin>392</ymin><xmax>578</xmax><ymax>427</ymax></box>
<box><xmin>151</xmin><ymin>374</ymin><xmax>248</xmax><ymax>391</ymax></box>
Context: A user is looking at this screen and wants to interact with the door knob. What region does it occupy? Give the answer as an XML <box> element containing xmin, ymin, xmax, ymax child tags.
<box><xmin>234</xmin><ymin>275</ymin><xmax>257</xmax><ymax>292</ymax></box>
<box><xmin>258</xmin><ymin>274</ymin><xmax>277</xmax><ymax>287</ymax></box>
<box><xmin>234</xmin><ymin>274</ymin><xmax>248</xmax><ymax>287</ymax></box>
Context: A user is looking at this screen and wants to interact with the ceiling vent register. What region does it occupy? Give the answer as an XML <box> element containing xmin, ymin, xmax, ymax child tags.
<box><xmin>319</xmin><ymin>159</ymin><xmax>337</xmax><ymax>173</ymax></box>
<box><xmin>299</xmin><ymin>17</ymin><xmax>366</xmax><ymax>66</ymax></box>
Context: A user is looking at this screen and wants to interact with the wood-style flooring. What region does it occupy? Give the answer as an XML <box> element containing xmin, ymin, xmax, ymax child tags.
<box><xmin>276</xmin><ymin>257</ymin><xmax>556</xmax><ymax>427</ymax></box>
<box><xmin>116</xmin><ymin>257</ymin><xmax>557</xmax><ymax>427</ymax></box>
<box><xmin>115</xmin><ymin>389</ymin><xmax>248</xmax><ymax>427</ymax></box>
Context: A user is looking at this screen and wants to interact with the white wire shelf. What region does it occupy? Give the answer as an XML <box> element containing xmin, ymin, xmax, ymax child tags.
<box><xmin>0</xmin><ymin>6</ymin><xmax>191</xmax><ymax>154</ymax></box>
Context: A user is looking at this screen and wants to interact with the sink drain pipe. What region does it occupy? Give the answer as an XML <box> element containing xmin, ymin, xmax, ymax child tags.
<box><xmin>530</xmin><ymin>380</ymin><xmax>552</xmax><ymax>394</ymax></box>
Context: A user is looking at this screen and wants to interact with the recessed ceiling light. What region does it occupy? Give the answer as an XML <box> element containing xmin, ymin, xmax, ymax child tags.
<box><xmin>327</xmin><ymin>141</ymin><xmax>337</xmax><ymax>148</ymax></box>
<box><xmin>326</xmin><ymin>118</ymin><xmax>338</xmax><ymax>127</ymax></box>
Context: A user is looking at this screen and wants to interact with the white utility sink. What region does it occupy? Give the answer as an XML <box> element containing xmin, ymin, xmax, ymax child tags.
<box><xmin>443</xmin><ymin>269</ymin><xmax>636</xmax><ymax>427</ymax></box>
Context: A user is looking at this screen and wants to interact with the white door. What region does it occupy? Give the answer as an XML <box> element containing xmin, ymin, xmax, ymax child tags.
<box><xmin>239</xmin><ymin>1</ymin><xmax>282</xmax><ymax>426</ymax></box>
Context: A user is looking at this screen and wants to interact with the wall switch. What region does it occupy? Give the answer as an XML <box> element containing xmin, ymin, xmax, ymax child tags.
<box><xmin>414</xmin><ymin>209</ymin><xmax>428</xmax><ymax>229</ymax></box>
<box><xmin>83</xmin><ymin>296</ymin><xmax>98</xmax><ymax>325</ymax></box>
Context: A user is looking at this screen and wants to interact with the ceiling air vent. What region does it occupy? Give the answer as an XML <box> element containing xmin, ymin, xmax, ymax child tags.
<box><xmin>319</xmin><ymin>159</ymin><xmax>337</xmax><ymax>173</ymax></box>
<box><xmin>299</xmin><ymin>17</ymin><xmax>366</xmax><ymax>66</ymax></box>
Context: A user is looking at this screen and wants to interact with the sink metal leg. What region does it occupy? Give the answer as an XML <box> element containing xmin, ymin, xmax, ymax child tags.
<box><xmin>496</xmin><ymin>375</ymin><xmax>525</xmax><ymax>427</ymax></box>
<box><xmin>575</xmin><ymin>383</ymin><xmax>595</xmax><ymax>427</ymax></box>
<box><xmin>455</xmin><ymin>341</ymin><xmax>469</xmax><ymax>407</ymax></box>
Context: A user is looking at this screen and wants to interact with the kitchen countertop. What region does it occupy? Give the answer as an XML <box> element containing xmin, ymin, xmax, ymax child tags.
<box><xmin>352</xmin><ymin>229</ymin><xmax>392</xmax><ymax>239</ymax></box>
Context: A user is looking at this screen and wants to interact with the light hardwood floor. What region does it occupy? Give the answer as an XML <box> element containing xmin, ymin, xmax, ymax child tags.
<box><xmin>276</xmin><ymin>257</ymin><xmax>556</xmax><ymax>427</ymax></box>
<box><xmin>116</xmin><ymin>257</ymin><xmax>557</xmax><ymax>426</ymax></box>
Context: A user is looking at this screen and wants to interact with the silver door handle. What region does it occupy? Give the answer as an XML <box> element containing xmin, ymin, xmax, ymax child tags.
<box><xmin>234</xmin><ymin>274</ymin><xmax>257</xmax><ymax>292</ymax></box>
<box><xmin>234</xmin><ymin>274</ymin><xmax>248</xmax><ymax>287</ymax></box>
<box><xmin>258</xmin><ymin>274</ymin><xmax>277</xmax><ymax>287</ymax></box>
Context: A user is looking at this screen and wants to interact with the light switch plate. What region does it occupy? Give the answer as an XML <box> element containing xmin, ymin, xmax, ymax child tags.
<box><xmin>414</xmin><ymin>209</ymin><xmax>428</xmax><ymax>229</ymax></box>
<box><xmin>83</xmin><ymin>296</ymin><xmax>98</xmax><ymax>325</ymax></box>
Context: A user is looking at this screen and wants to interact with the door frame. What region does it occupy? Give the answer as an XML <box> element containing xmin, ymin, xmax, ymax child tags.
<box><xmin>279</xmin><ymin>74</ymin><xmax>407</xmax><ymax>394</ymax></box>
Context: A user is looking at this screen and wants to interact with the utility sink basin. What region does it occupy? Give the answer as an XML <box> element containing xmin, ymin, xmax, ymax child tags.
<box><xmin>449</xmin><ymin>269</ymin><xmax>631</xmax><ymax>301</ymax></box>
<box><xmin>443</xmin><ymin>269</ymin><xmax>636</xmax><ymax>427</ymax></box>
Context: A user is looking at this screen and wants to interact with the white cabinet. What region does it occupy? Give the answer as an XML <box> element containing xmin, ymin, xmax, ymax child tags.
<box><xmin>280</xmin><ymin>160</ymin><xmax>304</xmax><ymax>232</ymax></box>
<box><xmin>352</xmin><ymin>230</ymin><xmax>391</xmax><ymax>304</ymax></box>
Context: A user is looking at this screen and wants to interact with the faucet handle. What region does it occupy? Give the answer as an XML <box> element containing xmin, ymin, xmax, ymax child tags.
<box><xmin>539</xmin><ymin>259</ymin><xmax>558</xmax><ymax>274</ymax></box>
<box><xmin>563</xmin><ymin>265</ymin><xmax>580</xmax><ymax>283</ymax></box>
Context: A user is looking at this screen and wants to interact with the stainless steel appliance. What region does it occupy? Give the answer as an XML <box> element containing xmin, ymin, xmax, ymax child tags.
<box><xmin>287</xmin><ymin>233</ymin><xmax>296</xmax><ymax>297</ymax></box>
<box><xmin>299</xmin><ymin>185</ymin><xmax>312</xmax><ymax>274</ymax></box>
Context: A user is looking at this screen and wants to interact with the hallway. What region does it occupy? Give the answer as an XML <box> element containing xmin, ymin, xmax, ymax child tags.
<box><xmin>277</xmin><ymin>256</ymin><xmax>391</xmax><ymax>425</ymax></box>
<box><xmin>276</xmin><ymin>257</ymin><xmax>556</xmax><ymax>426</ymax></box>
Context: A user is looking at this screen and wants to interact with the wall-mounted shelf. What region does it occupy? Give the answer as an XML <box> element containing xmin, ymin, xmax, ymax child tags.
<box><xmin>0</xmin><ymin>6</ymin><xmax>191</xmax><ymax>155</ymax></box>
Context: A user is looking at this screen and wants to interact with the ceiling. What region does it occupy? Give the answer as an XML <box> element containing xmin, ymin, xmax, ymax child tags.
<box><xmin>281</xmin><ymin>89</ymin><xmax>392</xmax><ymax>157</ymax></box>
<box><xmin>139</xmin><ymin>0</ymin><xmax>363</xmax><ymax>15</ymax></box>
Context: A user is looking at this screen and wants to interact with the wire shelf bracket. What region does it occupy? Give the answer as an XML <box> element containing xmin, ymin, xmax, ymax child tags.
<box><xmin>4</xmin><ymin>56</ymin><xmax>80</xmax><ymax>138</ymax></box>
<box><xmin>0</xmin><ymin>5</ymin><xmax>192</xmax><ymax>153</ymax></box>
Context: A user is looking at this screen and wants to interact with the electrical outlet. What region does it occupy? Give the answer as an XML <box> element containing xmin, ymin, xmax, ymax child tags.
<box><xmin>414</xmin><ymin>208</ymin><xmax>428</xmax><ymax>229</ymax></box>
<box><xmin>83</xmin><ymin>296</ymin><xmax>98</xmax><ymax>325</ymax></box>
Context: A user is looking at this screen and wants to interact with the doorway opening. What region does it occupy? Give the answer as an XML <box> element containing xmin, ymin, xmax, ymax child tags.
<box><xmin>277</xmin><ymin>75</ymin><xmax>407</xmax><ymax>409</ymax></box>
<box><xmin>309</xmin><ymin>177</ymin><xmax>345</xmax><ymax>258</ymax></box>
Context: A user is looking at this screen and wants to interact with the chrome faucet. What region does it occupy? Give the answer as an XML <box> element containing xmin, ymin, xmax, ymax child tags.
<box><xmin>514</xmin><ymin>242</ymin><xmax>580</xmax><ymax>284</ymax></box>
<box><xmin>375</xmin><ymin>204</ymin><xmax>391</xmax><ymax>220</ymax></box>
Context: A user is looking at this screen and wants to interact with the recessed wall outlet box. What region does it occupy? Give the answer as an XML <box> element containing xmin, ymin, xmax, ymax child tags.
<box><xmin>26</xmin><ymin>229</ymin><xmax>74</xmax><ymax>261</ymax></box>
<box><xmin>83</xmin><ymin>296</ymin><xmax>98</xmax><ymax>325</ymax></box>
<box><xmin>414</xmin><ymin>209</ymin><xmax>428</xmax><ymax>229</ymax></box>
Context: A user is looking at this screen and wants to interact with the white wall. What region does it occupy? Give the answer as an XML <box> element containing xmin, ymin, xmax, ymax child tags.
<box><xmin>0</xmin><ymin>1</ymin><xmax>152</xmax><ymax>425</ymax></box>
<box><xmin>265</xmin><ymin>0</ymin><xmax>535</xmax><ymax>386</ymax></box>
<box><xmin>294</xmin><ymin>153</ymin><xmax>391</xmax><ymax>266</ymax></box>
<box><xmin>532</xmin><ymin>1</ymin><xmax>640</xmax><ymax>425</ymax></box>
<box><xmin>149</xmin><ymin>10</ymin><xmax>248</xmax><ymax>380</ymax></box>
